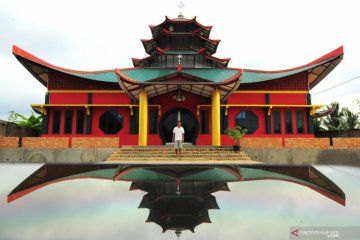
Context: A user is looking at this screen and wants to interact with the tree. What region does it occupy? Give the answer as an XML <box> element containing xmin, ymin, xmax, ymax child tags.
<box><xmin>341</xmin><ymin>107</ymin><xmax>359</xmax><ymax>130</ymax></box>
<box><xmin>322</xmin><ymin>102</ymin><xmax>344</xmax><ymax>131</ymax></box>
<box><xmin>313</xmin><ymin>118</ymin><xmax>325</xmax><ymax>132</ymax></box>
<box><xmin>355</xmin><ymin>99</ymin><xmax>360</xmax><ymax>109</ymax></box>
<box><xmin>8</xmin><ymin>111</ymin><xmax>42</xmax><ymax>131</ymax></box>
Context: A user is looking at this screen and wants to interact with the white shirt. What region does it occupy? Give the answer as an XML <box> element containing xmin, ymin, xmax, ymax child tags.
<box><xmin>173</xmin><ymin>126</ymin><xmax>185</xmax><ymax>141</ymax></box>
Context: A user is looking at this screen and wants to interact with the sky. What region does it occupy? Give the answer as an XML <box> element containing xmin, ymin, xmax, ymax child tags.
<box><xmin>0</xmin><ymin>0</ymin><xmax>360</xmax><ymax>120</ymax></box>
<box><xmin>0</xmin><ymin>164</ymin><xmax>359</xmax><ymax>240</ymax></box>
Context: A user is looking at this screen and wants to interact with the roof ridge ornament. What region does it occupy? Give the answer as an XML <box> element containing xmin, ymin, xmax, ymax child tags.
<box><xmin>177</xmin><ymin>1</ymin><xmax>185</xmax><ymax>19</ymax></box>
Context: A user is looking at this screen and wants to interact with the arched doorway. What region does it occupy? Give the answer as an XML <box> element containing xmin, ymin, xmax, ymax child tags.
<box><xmin>159</xmin><ymin>108</ymin><xmax>199</xmax><ymax>145</ymax></box>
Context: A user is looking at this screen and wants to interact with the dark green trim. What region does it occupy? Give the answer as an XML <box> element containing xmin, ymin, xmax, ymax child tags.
<box><xmin>306</xmin><ymin>93</ymin><xmax>311</xmax><ymax>105</ymax></box>
<box><xmin>130</xmin><ymin>108</ymin><xmax>139</xmax><ymax>135</ymax></box>
<box><xmin>220</xmin><ymin>108</ymin><xmax>228</xmax><ymax>134</ymax></box>
<box><xmin>307</xmin><ymin>109</ymin><xmax>314</xmax><ymax>134</ymax></box>
<box><xmin>64</xmin><ymin>110</ymin><xmax>73</xmax><ymax>134</ymax></box>
<box><xmin>149</xmin><ymin>109</ymin><xmax>158</xmax><ymax>135</ymax></box>
<box><xmin>306</xmin><ymin>94</ymin><xmax>314</xmax><ymax>134</ymax></box>
<box><xmin>52</xmin><ymin>110</ymin><xmax>61</xmax><ymax>134</ymax></box>
<box><xmin>86</xmin><ymin>110</ymin><xmax>92</xmax><ymax>134</ymax></box>
<box><xmin>45</xmin><ymin>93</ymin><xmax>49</xmax><ymax>104</ymax></box>
<box><xmin>273</xmin><ymin>110</ymin><xmax>282</xmax><ymax>134</ymax></box>
<box><xmin>265</xmin><ymin>93</ymin><xmax>270</xmax><ymax>104</ymax></box>
<box><xmin>201</xmin><ymin>110</ymin><xmax>209</xmax><ymax>134</ymax></box>
<box><xmin>265</xmin><ymin>109</ymin><xmax>271</xmax><ymax>134</ymax></box>
<box><xmin>265</xmin><ymin>93</ymin><xmax>271</xmax><ymax>134</ymax></box>
<box><xmin>41</xmin><ymin>115</ymin><xmax>49</xmax><ymax>134</ymax></box>
<box><xmin>76</xmin><ymin>110</ymin><xmax>85</xmax><ymax>134</ymax></box>
<box><xmin>88</xmin><ymin>93</ymin><xmax>92</xmax><ymax>104</ymax></box>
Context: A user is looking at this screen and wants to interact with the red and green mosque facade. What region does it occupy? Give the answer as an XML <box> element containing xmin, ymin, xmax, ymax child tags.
<box><xmin>13</xmin><ymin>15</ymin><xmax>343</xmax><ymax>146</ymax></box>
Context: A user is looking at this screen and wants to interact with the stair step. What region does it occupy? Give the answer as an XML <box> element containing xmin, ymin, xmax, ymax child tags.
<box><xmin>107</xmin><ymin>146</ymin><xmax>253</xmax><ymax>162</ymax></box>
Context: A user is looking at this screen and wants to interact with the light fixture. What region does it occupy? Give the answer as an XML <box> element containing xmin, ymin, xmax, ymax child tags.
<box><xmin>173</xmin><ymin>89</ymin><xmax>186</xmax><ymax>102</ymax></box>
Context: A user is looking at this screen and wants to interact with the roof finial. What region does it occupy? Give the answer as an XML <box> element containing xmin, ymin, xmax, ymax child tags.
<box><xmin>177</xmin><ymin>1</ymin><xmax>185</xmax><ymax>19</ymax></box>
<box><xmin>175</xmin><ymin>229</ymin><xmax>182</xmax><ymax>239</ymax></box>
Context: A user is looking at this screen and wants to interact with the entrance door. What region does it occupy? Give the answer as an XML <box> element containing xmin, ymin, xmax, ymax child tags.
<box><xmin>159</xmin><ymin>108</ymin><xmax>199</xmax><ymax>145</ymax></box>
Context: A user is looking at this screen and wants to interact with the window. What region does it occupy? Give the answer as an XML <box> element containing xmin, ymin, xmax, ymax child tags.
<box><xmin>220</xmin><ymin>108</ymin><xmax>228</xmax><ymax>134</ymax></box>
<box><xmin>273</xmin><ymin>110</ymin><xmax>281</xmax><ymax>134</ymax></box>
<box><xmin>149</xmin><ymin>110</ymin><xmax>158</xmax><ymax>134</ymax></box>
<box><xmin>52</xmin><ymin>110</ymin><xmax>61</xmax><ymax>134</ymax></box>
<box><xmin>235</xmin><ymin>111</ymin><xmax>259</xmax><ymax>134</ymax></box>
<box><xmin>284</xmin><ymin>111</ymin><xmax>293</xmax><ymax>134</ymax></box>
<box><xmin>130</xmin><ymin>108</ymin><xmax>139</xmax><ymax>134</ymax></box>
<box><xmin>99</xmin><ymin>111</ymin><xmax>123</xmax><ymax>134</ymax></box>
<box><xmin>296</xmin><ymin>111</ymin><xmax>305</xmax><ymax>134</ymax></box>
<box><xmin>64</xmin><ymin>110</ymin><xmax>73</xmax><ymax>134</ymax></box>
<box><xmin>201</xmin><ymin>110</ymin><xmax>209</xmax><ymax>134</ymax></box>
<box><xmin>76</xmin><ymin>110</ymin><xmax>85</xmax><ymax>134</ymax></box>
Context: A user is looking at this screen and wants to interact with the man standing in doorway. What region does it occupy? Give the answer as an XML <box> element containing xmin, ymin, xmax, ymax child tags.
<box><xmin>173</xmin><ymin>121</ymin><xmax>185</xmax><ymax>158</ymax></box>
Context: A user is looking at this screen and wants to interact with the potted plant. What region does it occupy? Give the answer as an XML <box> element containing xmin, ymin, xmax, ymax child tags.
<box><xmin>224</xmin><ymin>126</ymin><xmax>247</xmax><ymax>151</ymax></box>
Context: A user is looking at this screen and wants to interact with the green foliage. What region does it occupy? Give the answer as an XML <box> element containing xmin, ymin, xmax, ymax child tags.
<box><xmin>313</xmin><ymin>118</ymin><xmax>325</xmax><ymax>132</ymax></box>
<box><xmin>322</xmin><ymin>102</ymin><xmax>344</xmax><ymax>131</ymax></box>
<box><xmin>319</xmin><ymin>102</ymin><xmax>359</xmax><ymax>131</ymax></box>
<box><xmin>356</xmin><ymin>99</ymin><xmax>360</xmax><ymax>110</ymax></box>
<box><xmin>8</xmin><ymin>111</ymin><xmax>42</xmax><ymax>131</ymax></box>
<box><xmin>224</xmin><ymin>126</ymin><xmax>247</xmax><ymax>146</ymax></box>
<box><xmin>341</xmin><ymin>107</ymin><xmax>359</xmax><ymax>130</ymax></box>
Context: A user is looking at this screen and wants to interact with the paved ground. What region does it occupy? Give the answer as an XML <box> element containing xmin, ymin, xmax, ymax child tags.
<box><xmin>0</xmin><ymin>147</ymin><xmax>360</xmax><ymax>165</ymax></box>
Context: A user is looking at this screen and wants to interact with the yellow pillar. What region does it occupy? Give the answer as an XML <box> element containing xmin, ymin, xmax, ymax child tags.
<box><xmin>211</xmin><ymin>89</ymin><xmax>221</xmax><ymax>146</ymax></box>
<box><xmin>138</xmin><ymin>89</ymin><xmax>148</xmax><ymax>146</ymax></box>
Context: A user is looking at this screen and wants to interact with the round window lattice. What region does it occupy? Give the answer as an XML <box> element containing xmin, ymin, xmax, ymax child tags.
<box><xmin>235</xmin><ymin>111</ymin><xmax>259</xmax><ymax>134</ymax></box>
<box><xmin>99</xmin><ymin>110</ymin><xmax>123</xmax><ymax>134</ymax></box>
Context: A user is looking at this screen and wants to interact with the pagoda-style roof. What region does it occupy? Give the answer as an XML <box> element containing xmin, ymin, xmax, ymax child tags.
<box><xmin>241</xmin><ymin>46</ymin><xmax>343</xmax><ymax>89</ymax></box>
<box><xmin>149</xmin><ymin>16</ymin><xmax>212</xmax><ymax>39</ymax></box>
<box><xmin>141</xmin><ymin>33</ymin><xmax>220</xmax><ymax>56</ymax></box>
<box><xmin>116</xmin><ymin>67</ymin><xmax>242</xmax><ymax>100</ymax></box>
<box><xmin>132</xmin><ymin>47</ymin><xmax>230</xmax><ymax>67</ymax></box>
<box><xmin>7</xmin><ymin>164</ymin><xmax>346</xmax><ymax>206</ymax></box>
<box><xmin>12</xmin><ymin>45</ymin><xmax>118</xmax><ymax>87</ymax></box>
<box><xmin>135</xmin><ymin>181</ymin><xmax>226</xmax><ymax>233</ymax></box>
<box><xmin>13</xmin><ymin>44</ymin><xmax>343</xmax><ymax>102</ymax></box>
<box><xmin>135</xmin><ymin>15</ymin><xmax>223</xmax><ymax>68</ymax></box>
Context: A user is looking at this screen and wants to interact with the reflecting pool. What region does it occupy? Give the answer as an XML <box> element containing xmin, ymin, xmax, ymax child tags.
<box><xmin>0</xmin><ymin>164</ymin><xmax>359</xmax><ymax>240</ymax></box>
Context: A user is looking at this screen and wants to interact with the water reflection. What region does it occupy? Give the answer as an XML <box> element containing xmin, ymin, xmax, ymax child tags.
<box><xmin>7</xmin><ymin>164</ymin><xmax>346</xmax><ymax>237</ymax></box>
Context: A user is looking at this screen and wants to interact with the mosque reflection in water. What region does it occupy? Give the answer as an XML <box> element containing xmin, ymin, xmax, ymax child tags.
<box><xmin>8</xmin><ymin>164</ymin><xmax>345</xmax><ymax>238</ymax></box>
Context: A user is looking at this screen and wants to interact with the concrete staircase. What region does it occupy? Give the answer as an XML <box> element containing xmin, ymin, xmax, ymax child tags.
<box><xmin>107</xmin><ymin>145</ymin><xmax>259</xmax><ymax>164</ymax></box>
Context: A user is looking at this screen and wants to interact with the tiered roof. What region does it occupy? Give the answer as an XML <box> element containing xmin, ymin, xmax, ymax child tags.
<box><xmin>133</xmin><ymin>15</ymin><xmax>229</xmax><ymax>68</ymax></box>
<box><xmin>132</xmin><ymin>181</ymin><xmax>226</xmax><ymax>233</ymax></box>
<box><xmin>8</xmin><ymin>164</ymin><xmax>345</xmax><ymax>206</ymax></box>
<box><xmin>12</xmin><ymin>15</ymin><xmax>344</xmax><ymax>101</ymax></box>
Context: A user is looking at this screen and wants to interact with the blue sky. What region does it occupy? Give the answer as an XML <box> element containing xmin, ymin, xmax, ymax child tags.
<box><xmin>0</xmin><ymin>164</ymin><xmax>359</xmax><ymax>240</ymax></box>
<box><xmin>0</xmin><ymin>0</ymin><xmax>359</xmax><ymax>120</ymax></box>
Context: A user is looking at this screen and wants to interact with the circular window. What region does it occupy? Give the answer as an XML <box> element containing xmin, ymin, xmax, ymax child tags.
<box><xmin>235</xmin><ymin>111</ymin><xmax>259</xmax><ymax>134</ymax></box>
<box><xmin>99</xmin><ymin>110</ymin><xmax>123</xmax><ymax>134</ymax></box>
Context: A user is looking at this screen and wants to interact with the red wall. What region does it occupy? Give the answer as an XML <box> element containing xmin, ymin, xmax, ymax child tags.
<box><xmin>227</xmin><ymin>93</ymin><xmax>266</xmax><ymax>104</ymax></box>
<box><xmin>43</xmin><ymin>89</ymin><xmax>313</xmax><ymax>145</ymax></box>
<box><xmin>270</xmin><ymin>93</ymin><xmax>306</xmax><ymax>105</ymax></box>
<box><xmin>92</xmin><ymin>93</ymin><xmax>131</xmax><ymax>104</ymax></box>
<box><xmin>50</xmin><ymin>93</ymin><xmax>88</xmax><ymax>104</ymax></box>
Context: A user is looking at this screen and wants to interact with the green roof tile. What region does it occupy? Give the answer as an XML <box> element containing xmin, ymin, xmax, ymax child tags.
<box><xmin>120</xmin><ymin>68</ymin><xmax>240</xmax><ymax>82</ymax></box>
<box><xmin>241</xmin><ymin>56</ymin><xmax>338</xmax><ymax>84</ymax></box>
<box><xmin>64</xmin><ymin>71</ymin><xmax>119</xmax><ymax>83</ymax></box>
<box><xmin>164</xmin><ymin>49</ymin><xmax>199</xmax><ymax>55</ymax></box>
<box><xmin>182</xmin><ymin>69</ymin><xmax>240</xmax><ymax>82</ymax></box>
<box><xmin>121</xmin><ymin>69</ymin><xmax>177</xmax><ymax>81</ymax></box>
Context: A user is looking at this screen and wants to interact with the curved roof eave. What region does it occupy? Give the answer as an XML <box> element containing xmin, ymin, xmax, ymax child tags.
<box><xmin>116</xmin><ymin>67</ymin><xmax>242</xmax><ymax>84</ymax></box>
<box><xmin>241</xmin><ymin>46</ymin><xmax>344</xmax><ymax>88</ymax></box>
<box><xmin>12</xmin><ymin>45</ymin><xmax>118</xmax><ymax>86</ymax></box>
<box><xmin>149</xmin><ymin>16</ymin><xmax>212</xmax><ymax>30</ymax></box>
